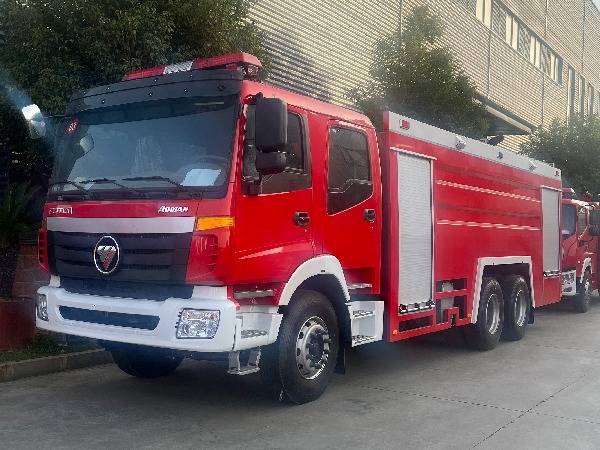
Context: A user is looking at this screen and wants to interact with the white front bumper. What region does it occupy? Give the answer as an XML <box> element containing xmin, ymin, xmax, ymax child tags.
<box><xmin>36</xmin><ymin>284</ymin><xmax>282</xmax><ymax>353</ymax></box>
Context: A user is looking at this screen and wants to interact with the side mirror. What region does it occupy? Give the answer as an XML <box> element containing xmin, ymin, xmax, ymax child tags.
<box><xmin>21</xmin><ymin>104</ymin><xmax>46</xmax><ymax>139</ymax></box>
<box><xmin>256</xmin><ymin>152</ymin><xmax>286</xmax><ymax>175</ymax></box>
<box><xmin>255</xmin><ymin>97</ymin><xmax>287</xmax><ymax>153</ymax></box>
<box><xmin>590</xmin><ymin>210</ymin><xmax>600</xmax><ymax>225</ymax></box>
<box><xmin>590</xmin><ymin>225</ymin><xmax>599</xmax><ymax>237</ymax></box>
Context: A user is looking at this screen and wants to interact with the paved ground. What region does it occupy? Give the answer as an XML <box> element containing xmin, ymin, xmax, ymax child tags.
<box><xmin>1</xmin><ymin>298</ymin><xmax>599</xmax><ymax>450</ymax></box>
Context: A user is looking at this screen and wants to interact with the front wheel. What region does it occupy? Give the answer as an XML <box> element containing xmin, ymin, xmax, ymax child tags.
<box><xmin>573</xmin><ymin>270</ymin><xmax>592</xmax><ymax>313</ymax></box>
<box><xmin>462</xmin><ymin>277</ymin><xmax>504</xmax><ymax>351</ymax></box>
<box><xmin>111</xmin><ymin>346</ymin><xmax>183</xmax><ymax>378</ymax></box>
<box><xmin>261</xmin><ymin>289</ymin><xmax>339</xmax><ymax>404</ymax></box>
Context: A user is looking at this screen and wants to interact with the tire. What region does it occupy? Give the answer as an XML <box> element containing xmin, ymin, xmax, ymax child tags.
<box><xmin>462</xmin><ymin>277</ymin><xmax>504</xmax><ymax>351</ymax></box>
<box><xmin>260</xmin><ymin>289</ymin><xmax>339</xmax><ymax>404</ymax></box>
<box><xmin>500</xmin><ymin>275</ymin><xmax>530</xmax><ymax>341</ymax></box>
<box><xmin>573</xmin><ymin>270</ymin><xmax>592</xmax><ymax>313</ymax></box>
<box><xmin>111</xmin><ymin>346</ymin><xmax>183</xmax><ymax>378</ymax></box>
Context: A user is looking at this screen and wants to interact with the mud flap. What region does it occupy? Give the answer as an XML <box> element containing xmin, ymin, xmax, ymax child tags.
<box><xmin>334</xmin><ymin>341</ymin><xmax>346</xmax><ymax>374</ymax></box>
<box><xmin>528</xmin><ymin>307</ymin><xmax>535</xmax><ymax>324</ymax></box>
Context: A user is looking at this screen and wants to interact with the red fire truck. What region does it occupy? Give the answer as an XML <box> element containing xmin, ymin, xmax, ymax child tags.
<box><xmin>35</xmin><ymin>53</ymin><xmax>563</xmax><ymax>404</ymax></box>
<box><xmin>561</xmin><ymin>190</ymin><xmax>600</xmax><ymax>312</ymax></box>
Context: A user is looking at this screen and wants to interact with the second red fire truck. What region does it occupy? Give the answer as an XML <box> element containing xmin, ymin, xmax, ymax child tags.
<box><xmin>34</xmin><ymin>53</ymin><xmax>566</xmax><ymax>403</ymax></box>
<box><xmin>561</xmin><ymin>190</ymin><xmax>600</xmax><ymax>313</ymax></box>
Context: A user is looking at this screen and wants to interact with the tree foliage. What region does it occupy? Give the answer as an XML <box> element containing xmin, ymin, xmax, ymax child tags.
<box><xmin>0</xmin><ymin>182</ymin><xmax>41</xmax><ymax>249</ymax></box>
<box><xmin>520</xmin><ymin>116</ymin><xmax>600</xmax><ymax>195</ymax></box>
<box><xmin>350</xmin><ymin>5</ymin><xmax>489</xmax><ymax>138</ymax></box>
<box><xmin>0</xmin><ymin>0</ymin><xmax>268</xmax><ymax>186</ymax></box>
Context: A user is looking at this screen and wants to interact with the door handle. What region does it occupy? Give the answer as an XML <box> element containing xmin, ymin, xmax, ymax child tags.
<box><xmin>294</xmin><ymin>212</ymin><xmax>310</xmax><ymax>227</ymax></box>
<box><xmin>364</xmin><ymin>209</ymin><xmax>376</xmax><ymax>223</ymax></box>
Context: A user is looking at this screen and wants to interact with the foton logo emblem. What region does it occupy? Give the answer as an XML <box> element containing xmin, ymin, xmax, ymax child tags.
<box><xmin>158</xmin><ymin>206</ymin><xmax>189</xmax><ymax>213</ymax></box>
<box><xmin>48</xmin><ymin>206</ymin><xmax>73</xmax><ymax>215</ymax></box>
<box><xmin>93</xmin><ymin>236</ymin><xmax>120</xmax><ymax>275</ymax></box>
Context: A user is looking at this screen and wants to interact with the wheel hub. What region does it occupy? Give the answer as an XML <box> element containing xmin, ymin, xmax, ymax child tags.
<box><xmin>514</xmin><ymin>289</ymin><xmax>528</xmax><ymax>327</ymax></box>
<box><xmin>295</xmin><ymin>316</ymin><xmax>331</xmax><ymax>380</ymax></box>
<box><xmin>485</xmin><ymin>294</ymin><xmax>501</xmax><ymax>334</ymax></box>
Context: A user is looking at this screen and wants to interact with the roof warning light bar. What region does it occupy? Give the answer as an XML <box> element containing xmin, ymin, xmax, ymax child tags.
<box><xmin>122</xmin><ymin>52</ymin><xmax>262</xmax><ymax>82</ymax></box>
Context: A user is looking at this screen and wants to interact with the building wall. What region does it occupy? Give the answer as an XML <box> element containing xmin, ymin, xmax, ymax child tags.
<box><xmin>419</xmin><ymin>0</ymin><xmax>491</xmax><ymax>97</ymax></box>
<box><xmin>249</xmin><ymin>0</ymin><xmax>600</xmax><ymax>151</ymax></box>
<box><xmin>249</xmin><ymin>0</ymin><xmax>401</xmax><ymax>106</ymax></box>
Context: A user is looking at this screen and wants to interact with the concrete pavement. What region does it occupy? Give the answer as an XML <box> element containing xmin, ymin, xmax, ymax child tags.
<box><xmin>0</xmin><ymin>298</ymin><xmax>599</xmax><ymax>449</ymax></box>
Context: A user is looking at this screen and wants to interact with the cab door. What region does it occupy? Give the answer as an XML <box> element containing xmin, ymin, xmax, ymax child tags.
<box><xmin>234</xmin><ymin>105</ymin><xmax>314</xmax><ymax>284</ymax></box>
<box><xmin>322</xmin><ymin>121</ymin><xmax>381</xmax><ymax>292</ymax></box>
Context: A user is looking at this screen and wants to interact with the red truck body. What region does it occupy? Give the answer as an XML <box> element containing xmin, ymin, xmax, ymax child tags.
<box><xmin>36</xmin><ymin>53</ymin><xmax>564</xmax><ymax>403</ymax></box>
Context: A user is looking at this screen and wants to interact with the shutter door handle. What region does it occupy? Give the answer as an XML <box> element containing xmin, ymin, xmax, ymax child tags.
<box><xmin>364</xmin><ymin>209</ymin><xmax>376</xmax><ymax>222</ymax></box>
<box><xmin>294</xmin><ymin>212</ymin><xmax>310</xmax><ymax>227</ymax></box>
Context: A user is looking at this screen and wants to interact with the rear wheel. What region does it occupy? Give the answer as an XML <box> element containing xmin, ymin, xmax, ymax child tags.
<box><xmin>462</xmin><ymin>277</ymin><xmax>504</xmax><ymax>351</ymax></box>
<box><xmin>111</xmin><ymin>346</ymin><xmax>183</xmax><ymax>378</ymax></box>
<box><xmin>500</xmin><ymin>275</ymin><xmax>530</xmax><ymax>341</ymax></box>
<box><xmin>261</xmin><ymin>289</ymin><xmax>339</xmax><ymax>404</ymax></box>
<box><xmin>573</xmin><ymin>270</ymin><xmax>592</xmax><ymax>313</ymax></box>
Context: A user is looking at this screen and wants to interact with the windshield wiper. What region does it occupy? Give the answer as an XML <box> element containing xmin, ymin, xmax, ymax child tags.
<box><xmin>48</xmin><ymin>181</ymin><xmax>97</xmax><ymax>199</ymax></box>
<box><xmin>83</xmin><ymin>178</ymin><xmax>147</xmax><ymax>199</ymax></box>
<box><xmin>122</xmin><ymin>176</ymin><xmax>203</xmax><ymax>199</ymax></box>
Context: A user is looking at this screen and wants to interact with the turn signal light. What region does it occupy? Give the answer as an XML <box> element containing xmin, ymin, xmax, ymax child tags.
<box><xmin>195</xmin><ymin>216</ymin><xmax>234</xmax><ymax>231</ymax></box>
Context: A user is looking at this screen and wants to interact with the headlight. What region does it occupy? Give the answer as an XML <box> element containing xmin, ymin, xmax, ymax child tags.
<box><xmin>562</xmin><ymin>271</ymin><xmax>575</xmax><ymax>285</ymax></box>
<box><xmin>176</xmin><ymin>309</ymin><xmax>220</xmax><ymax>339</ymax></box>
<box><xmin>36</xmin><ymin>293</ymin><xmax>48</xmax><ymax>321</ymax></box>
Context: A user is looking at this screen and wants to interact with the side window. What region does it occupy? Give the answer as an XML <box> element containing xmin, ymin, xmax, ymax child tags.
<box><xmin>242</xmin><ymin>105</ymin><xmax>311</xmax><ymax>194</ymax></box>
<box><xmin>578</xmin><ymin>207</ymin><xmax>588</xmax><ymax>237</ymax></box>
<box><xmin>562</xmin><ymin>204</ymin><xmax>576</xmax><ymax>238</ymax></box>
<box><xmin>285</xmin><ymin>114</ymin><xmax>304</xmax><ymax>171</ymax></box>
<box><xmin>327</xmin><ymin>127</ymin><xmax>372</xmax><ymax>214</ymax></box>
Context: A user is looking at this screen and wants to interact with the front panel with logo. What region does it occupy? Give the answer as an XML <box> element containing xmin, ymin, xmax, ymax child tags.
<box><xmin>44</xmin><ymin>200</ymin><xmax>199</xmax><ymax>299</ymax></box>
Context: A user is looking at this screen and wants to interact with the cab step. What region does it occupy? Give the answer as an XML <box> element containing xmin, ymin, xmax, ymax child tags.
<box><xmin>228</xmin><ymin>348</ymin><xmax>261</xmax><ymax>375</ymax></box>
<box><xmin>347</xmin><ymin>301</ymin><xmax>384</xmax><ymax>347</ymax></box>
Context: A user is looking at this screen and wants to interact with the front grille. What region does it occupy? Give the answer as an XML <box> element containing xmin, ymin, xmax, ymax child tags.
<box><xmin>48</xmin><ymin>231</ymin><xmax>192</xmax><ymax>283</ymax></box>
<box><xmin>59</xmin><ymin>306</ymin><xmax>159</xmax><ymax>330</ymax></box>
<box><xmin>60</xmin><ymin>277</ymin><xmax>193</xmax><ymax>301</ymax></box>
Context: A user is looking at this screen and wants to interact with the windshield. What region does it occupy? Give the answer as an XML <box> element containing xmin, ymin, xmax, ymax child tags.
<box><xmin>51</xmin><ymin>94</ymin><xmax>239</xmax><ymax>198</ymax></box>
<box><xmin>562</xmin><ymin>204</ymin><xmax>576</xmax><ymax>238</ymax></box>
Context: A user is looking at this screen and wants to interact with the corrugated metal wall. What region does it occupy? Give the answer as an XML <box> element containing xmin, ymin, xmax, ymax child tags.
<box><xmin>249</xmin><ymin>0</ymin><xmax>401</xmax><ymax>106</ymax></box>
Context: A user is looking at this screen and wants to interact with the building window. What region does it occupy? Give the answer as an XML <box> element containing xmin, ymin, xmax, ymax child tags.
<box><xmin>492</xmin><ymin>3</ymin><xmax>506</xmax><ymax>38</ymax></box>
<box><xmin>516</xmin><ymin>24</ymin><xmax>530</xmax><ymax>58</ymax></box>
<box><xmin>476</xmin><ymin>0</ymin><xmax>492</xmax><ymax>27</ymax></box>
<box><xmin>589</xmin><ymin>85</ymin><xmax>595</xmax><ymax>115</ymax></box>
<box><xmin>541</xmin><ymin>46</ymin><xmax>551</xmax><ymax>76</ymax></box>
<box><xmin>568</xmin><ymin>67</ymin><xmax>576</xmax><ymax>120</ymax></box>
<box><xmin>580</xmin><ymin>76</ymin><xmax>586</xmax><ymax>117</ymax></box>
<box><xmin>505</xmin><ymin>15</ymin><xmax>519</xmax><ymax>49</ymax></box>
<box><xmin>529</xmin><ymin>37</ymin><xmax>541</xmax><ymax>68</ymax></box>
<box><xmin>456</xmin><ymin>0</ymin><xmax>477</xmax><ymax>14</ymax></box>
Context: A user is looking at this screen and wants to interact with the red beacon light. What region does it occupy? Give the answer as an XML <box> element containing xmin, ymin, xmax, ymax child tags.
<box><xmin>562</xmin><ymin>187</ymin><xmax>576</xmax><ymax>199</ymax></box>
<box><xmin>122</xmin><ymin>52</ymin><xmax>263</xmax><ymax>81</ymax></box>
<box><xmin>583</xmin><ymin>192</ymin><xmax>595</xmax><ymax>202</ymax></box>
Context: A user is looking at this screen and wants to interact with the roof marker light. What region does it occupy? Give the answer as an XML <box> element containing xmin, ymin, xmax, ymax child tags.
<box><xmin>122</xmin><ymin>52</ymin><xmax>263</xmax><ymax>81</ymax></box>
